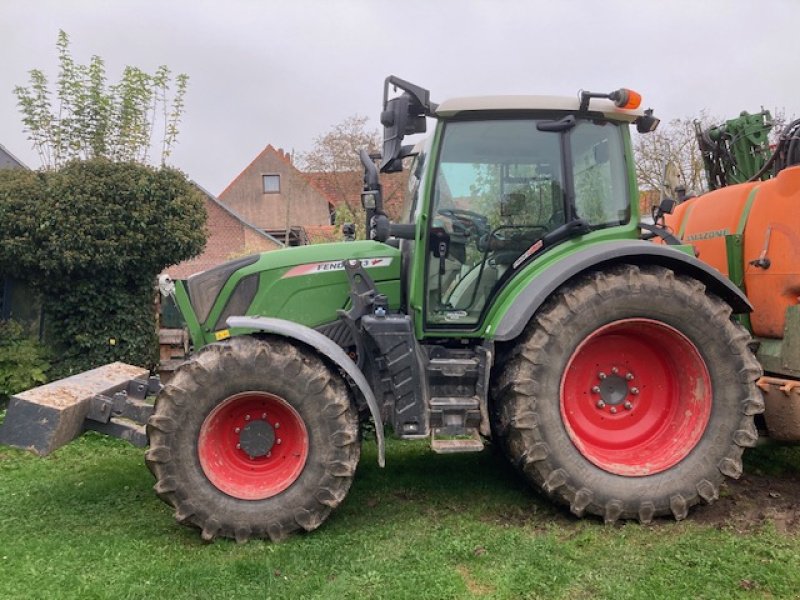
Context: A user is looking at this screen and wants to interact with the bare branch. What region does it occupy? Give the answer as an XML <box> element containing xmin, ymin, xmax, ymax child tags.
<box><xmin>633</xmin><ymin>111</ymin><xmax>719</xmax><ymax>211</ymax></box>
<box><xmin>298</xmin><ymin>115</ymin><xmax>380</xmax><ymax>216</ymax></box>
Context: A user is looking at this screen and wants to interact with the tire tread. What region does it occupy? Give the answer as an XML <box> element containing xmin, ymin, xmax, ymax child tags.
<box><xmin>492</xmin><ymin>264</ymin><xmax>763</xmax><ymax>523</ymax></box>
<box><xmin>145</xmin><ymin>335</ymin><xmax>360</xmax><ymax>542</ymax></box>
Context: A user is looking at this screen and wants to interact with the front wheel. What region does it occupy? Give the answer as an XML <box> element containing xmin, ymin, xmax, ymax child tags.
<box><xmin>493</xmin><ymin>265</ymin><xmax>763</xmax><ymax>523</ymax></box>
<box><xmin>146</xmin><ymin>335</ymin><xmax>360</xmax><ymax>542</ymax></box>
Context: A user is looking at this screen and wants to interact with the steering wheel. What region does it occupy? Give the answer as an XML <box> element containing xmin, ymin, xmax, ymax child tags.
<box><xmin>437</xmin><ymin>208</ymin><xmax>490</xmax><ymax>239</ymax></box>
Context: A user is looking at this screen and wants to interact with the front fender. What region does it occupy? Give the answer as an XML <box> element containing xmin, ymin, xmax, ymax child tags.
<box><xmin>492</xmin><ymin>240</ymin><xmax>752</xmax><ymax>342</ymax></box>
<box><xmin>227</xmin><ymin>316</ymin><xmax>385</xmax><ymax>467</ymax></box>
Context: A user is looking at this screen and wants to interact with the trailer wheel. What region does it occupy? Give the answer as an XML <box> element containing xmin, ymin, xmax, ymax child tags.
<box><xmin>492</xmin><ymin>264</ymin><xmax>763</xmax><ymax>523</ymax></box>
<box><xmin>146</xmin><ymin>335</ymin><xmax>360</xmax><ymax>542</ymax></box>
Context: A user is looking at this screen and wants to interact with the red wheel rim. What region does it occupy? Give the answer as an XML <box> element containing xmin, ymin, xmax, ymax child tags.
<box><xmin>560</xmin><ymin>319</ymin><xmax>712</xmax><ymax>476</ymax></box>
<box><xmin>198</xmin><ymin>392</ymin><xmax>309</xmax><ymax>500</ymax></box>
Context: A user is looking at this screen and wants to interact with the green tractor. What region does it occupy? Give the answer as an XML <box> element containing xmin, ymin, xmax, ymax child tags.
<box><xmin>0</xmin><ymin>77</ymin><xmax>762</xmax><ymax>542</ymax></box>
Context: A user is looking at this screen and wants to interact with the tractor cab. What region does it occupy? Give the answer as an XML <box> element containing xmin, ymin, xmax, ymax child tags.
<box><xmin>363</xmin><ymin>76</ymin><xmax>659</xmax><ymax>332</ymax></box>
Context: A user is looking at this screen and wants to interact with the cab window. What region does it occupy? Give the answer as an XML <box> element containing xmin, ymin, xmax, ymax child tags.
<box><xmin>571</xmin><ymin>121</ymin><xmax>629</xmax><ymax>226</ymax></box>
<box><xmin>426</xmin><ymin>119</ymin><xmax>564</xmax><ymax>326</ymax></box>
<box><xmin>425</xmin><ymin>117</ymin><xmax>629</xmax><ymax>328</ymax></box>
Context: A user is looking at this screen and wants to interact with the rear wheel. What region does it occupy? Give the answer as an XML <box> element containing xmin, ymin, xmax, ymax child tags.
<box><xmin>493</xmin><ymin>265</ymin><xmax>763</xmax><ymax>522</ymax></box>
<box><xmin>146</xmin><ymin>335</ymin><xmax>360</xmax><ymax>542</ymax></box>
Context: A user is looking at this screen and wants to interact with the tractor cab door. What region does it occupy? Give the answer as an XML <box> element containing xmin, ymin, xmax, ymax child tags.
<box><xmin>423</xmin><ymin>117</ymin><xmax>630</xmax><ymax>331</ymax></box>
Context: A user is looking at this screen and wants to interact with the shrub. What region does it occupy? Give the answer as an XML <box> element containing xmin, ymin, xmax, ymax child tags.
<box><xmin>0</xmin><ymin>159</ymin><xmax>206</xmax><ymax>376</ymax></box>
<box><xmin>0</xmin><ymin>320</ymin><xmax>49</xmax><ymax>404</ymax></box>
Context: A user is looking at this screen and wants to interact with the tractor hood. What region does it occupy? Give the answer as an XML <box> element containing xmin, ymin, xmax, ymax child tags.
<box><xmin>173</xmin><ymin>241</ymin><xmax>402</xmax><ymax>348</ymax></box>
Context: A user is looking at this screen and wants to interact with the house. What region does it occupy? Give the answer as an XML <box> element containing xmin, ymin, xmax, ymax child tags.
<box><xmin>0</xmin><ymin>143</ymin><xmax>26</xmax><ymax>170</ymax></box>
<box><xmin>165</xmin><ymin>185</ymin><xmax>283</xmax><ymax>280</ymax></box>
<box><xmin>219</xmin><ymin>145</ymin><xmax>333</xmax><ymax>245</ymax></box>
<box><xmin>218</xmin><ymin>145</ymin><xmax>411</xmax><ymax>244</ymax></box>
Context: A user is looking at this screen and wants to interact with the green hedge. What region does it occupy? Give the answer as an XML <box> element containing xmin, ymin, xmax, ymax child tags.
<box><xmin>0</xmin><ymin>320</ymin><xmax>49</xmax><ymax>404</ymax></box>
<box><xmin>0</xmin><ymin>160</ymin><xmax>206</xmax><ymax>376</ymax></box>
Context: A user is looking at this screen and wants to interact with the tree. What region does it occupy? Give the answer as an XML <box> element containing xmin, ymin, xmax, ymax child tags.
<box><xmin>14</xmin><ymin>30</ymin><xmax>188</xmax><ymax>169</ymax></box>
<box><xmin>632</xmin><ymin>112</ymin><xmax>716</xmax><ymax>200</ymax></box>
<box><xmin>300</xmin><ymin>115</ymin><xmax>409</xmax><ymax>233</ymax></box>
<box><xmin>299</xmin><ymin>114</ymin><xmax>380</xmax><ymax>212</ymax></box>
<box><xmin>299</xmin><ymin>115</ymin><xmax>380</xmax><ymax>221</ymax></box>
<box><xmin>633</xmin><ymin>108</ymin><xmax>796</xmax><ymax>209</ymax></box>
<box><xmin>331</xmin><ymin>202</ymin><xmax>367</xmax><ymax>241</ymax></box>
<box><xmin>0</xmin><ymin>161</ymin><xmax>206</xmax><ymax>375</ymax></box>
<box><xmin>5</xmin><ymin>31</ymin><xmax>203</xmax><ymax>376</ymax></box>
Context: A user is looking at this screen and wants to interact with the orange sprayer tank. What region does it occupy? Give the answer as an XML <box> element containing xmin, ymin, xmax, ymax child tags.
<box><xmin>666</xmin><ymin>165</ymin><xmax>800</xmax><ymax>339</ymax></box>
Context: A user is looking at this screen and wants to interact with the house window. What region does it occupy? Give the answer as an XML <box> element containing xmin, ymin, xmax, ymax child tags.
<box><xmin>262</xmin><ymin>174</ymin><xmax>280</xmax><ymax>194</ymax></box>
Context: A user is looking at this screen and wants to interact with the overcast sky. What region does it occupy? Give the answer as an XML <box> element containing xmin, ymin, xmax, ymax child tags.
<box><xmin>2</xmin><ymin>0</ymin><xmax>798</xmax><ymax>194</ymax></box>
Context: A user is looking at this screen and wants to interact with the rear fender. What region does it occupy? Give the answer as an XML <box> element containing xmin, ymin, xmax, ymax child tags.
<box><xmin>493</xmin><ymin>240</ymin><xmax>752</xmax><ymax>342</ymax></box>
<box><xmin>227</xmin><ymin>316</ymin><xmax>385</xmax><ymax>467</ymax></box>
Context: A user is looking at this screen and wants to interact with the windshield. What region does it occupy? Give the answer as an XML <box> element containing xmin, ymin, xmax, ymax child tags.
<box><xmin>426</xmin><ymin>117</ymin><xmax>628</xmax><ymax>327</ymax></box>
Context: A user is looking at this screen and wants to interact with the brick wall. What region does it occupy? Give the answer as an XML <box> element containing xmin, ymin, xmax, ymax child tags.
<box><xmin>165</xmin><ymin>192</ymin><xmax>281</xmax><ymax>279</ymax></box>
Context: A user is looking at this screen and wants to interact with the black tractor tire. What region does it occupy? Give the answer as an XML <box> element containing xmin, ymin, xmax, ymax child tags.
<box><xmin>145</xmin><ymin>335</ymin><xmax>360</xmax><ymax>542</ymax></box>
<box><xmin>492</xmin><ymin>264</ymin><xmax>764</xmax><ymax>523</ymax></box>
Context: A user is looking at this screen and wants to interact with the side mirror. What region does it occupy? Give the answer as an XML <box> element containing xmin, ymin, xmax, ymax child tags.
<box><xmin>379</xmin><ymin>76</ymin><xmax>436</xmax><ymax>173</ymax></box>
<box><xmin>380</xmin><ymin>94</ymin><xmax>426</xmax><ymax>173</ymax></box>
<box><xmin>658</xmin><ymin>196</ymin><xmax>677</xmax><ymax>216</ymax></box>
<box><xmin>652</xmin><ymin>196</ymin><xmax>677</xmax><ymax>226</ymax></box>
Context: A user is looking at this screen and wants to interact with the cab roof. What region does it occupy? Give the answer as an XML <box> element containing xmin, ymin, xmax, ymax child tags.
<box><xmin>435</xmin><ymin>95</ymin><xmax>646</xmax><ymax>122</ymax></box>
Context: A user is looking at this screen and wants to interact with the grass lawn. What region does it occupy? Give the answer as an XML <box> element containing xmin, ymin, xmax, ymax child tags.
<box><xmin>2</xmin><ymin>410</ymin><xmax>800</xmax><ymax>599</ymax></box>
